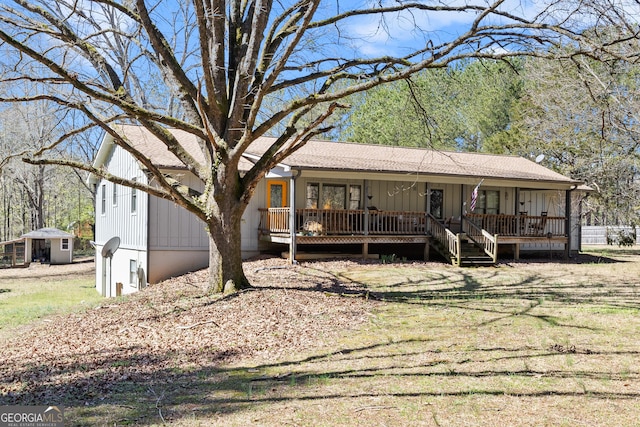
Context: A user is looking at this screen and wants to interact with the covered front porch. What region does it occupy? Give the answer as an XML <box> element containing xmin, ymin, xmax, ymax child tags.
<box><xmin>258</xmin><ymin>208</ymin><xmax>570</xmax><ymax>263</ymax></box>
<box><xmin>259</xmin><ymin>208</ymin><xmax>431</xmax><ymax>259</ymax></box>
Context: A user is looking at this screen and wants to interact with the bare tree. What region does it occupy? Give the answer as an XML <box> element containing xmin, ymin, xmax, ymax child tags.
<box><xmin>508</xmin><ymin>53</ymin><xmax>640</xmax><ymax>225</ymax></box>
<box><xmin>0</xmin><ymin>0</ymin><xmax>637</xmax><ymax>292</ymax></box>
<box><xmin>0</xmin><ymin>98</ymin><xmax>96</xmax><ymax>238</ymax></box>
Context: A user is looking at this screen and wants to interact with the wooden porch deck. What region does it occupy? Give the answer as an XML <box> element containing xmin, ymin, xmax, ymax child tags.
<box><xmin>259</xmin><ymin>208</ymin><xmax>429</xmax><ymax>237</ymax></box>
<box><xmin>260</xmin><ymin>209</ymin><xmax>567</xmax><ymax>238</ymax></box>
<box><xmin>258</xmin><ymin>208</ymin><xmax>569</xmax><ymax>262</ymax></box>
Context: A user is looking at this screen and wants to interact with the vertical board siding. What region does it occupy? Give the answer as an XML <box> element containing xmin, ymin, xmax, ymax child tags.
<box><xmin>519</xmin><ymin>190</ymin><xmax>568</xmax><ymax>251</ymax></box>
<box><xmin>518</xmin><ymin>190</ymin><xmax>566</xmax><ymax>217</ymax></box>
<box><xmin>148</xmin><ymin>171</ymin><xmax>209</xmax><ymax>250</ymax></box>
<box><xmin>295</xmin><ymin>178</ymin><xmax>426</xmax><ymax>212</ymax></box>
<box><xmin>94</xmin><ymin>145</ymin><xmax>148</xmax><ymax>250</ymax></box>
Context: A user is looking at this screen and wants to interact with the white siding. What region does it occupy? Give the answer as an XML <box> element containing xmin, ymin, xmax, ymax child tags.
<box><xmin>518</xmin><ymin>190</ymin><xmax>566</xmax><ymax>217</ymax></box>
<box><xmin>148</xmin><ymin>249</ymin><xmax>209</xmax><ymax>284</ymax></box>
<box><xmin>520</xmin><ymin>190</ymin><xmax>569</xmax><ymax>252</ymax></box>
<box><xmin>148</xmin><ymin>172</ymin><xmax>208</xmax><ymax>250</ymax></box>
<box><xmin>295</xmin><ymin>178</ymin><xmax>427</xmax><ymax>212</ymax></box>
<box><xmin>94</xmin><ymin>145</ymin><xmax>148</xmax><ymax>250</ymax></box>
<box><xmin>94</xmin><ymin>145</ymin><xmax>148</xmax><ymax>295</ymax></box>
<box><xmin>95</xmin><ymin>246</ymin><xmax>147</xmax><ymax>297</ymax></box>
<box><xmin>50</xmin><ymin>238</ymin><xmax>73</xmax><ymax>264</ymax></box>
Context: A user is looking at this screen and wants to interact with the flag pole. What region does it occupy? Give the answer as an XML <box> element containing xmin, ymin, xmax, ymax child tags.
<box><xmin>470</xmin><ymin>179</ymin><xmax>484</xmax><ymax>213</ymax></box>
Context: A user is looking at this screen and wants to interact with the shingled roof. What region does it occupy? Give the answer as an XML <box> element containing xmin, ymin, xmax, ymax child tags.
<box><xmin>246</xmin><ymin>138</ymin><xmax>578</xmax><ymax>184</ymax></box>
<box><xmin>99</xmin><ymin>125</ymin><xmax>579</xmax><ymax>186</ymax></box>
<box><xmin>22</xmin><ymin>228</ymin><xmax>73</xmax><ymax>239</ymax></box>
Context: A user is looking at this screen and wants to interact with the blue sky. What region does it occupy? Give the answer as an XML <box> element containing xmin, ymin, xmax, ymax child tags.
<box><xmin>330</xmin><ymin>0</ymin><xmax>640</xmax><ymax>58</ymax></box>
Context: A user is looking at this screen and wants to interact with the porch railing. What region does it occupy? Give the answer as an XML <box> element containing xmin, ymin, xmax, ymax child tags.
<box><xmin>426</xmin><ymin>213</ymin><xmax>460</xmax><ymax>264</ymax></box>
<box><xmin>465</xmin><ymin>213</ymin><xmax>565</xmax><ymax>237</ymax></box>
<box><xmin>258</xmin><ymin>209</ymin><xmax>566</xmax><ymax>243</ymax></box>
<box><xmin>258</xmin><ymin>208</ymin><xmax>428</xmax><ymax>235</ymax></box>
<box><xmin>463</xmin><ymin>218</ymin><xmax>498</xmax><ymax>262</ymax></box>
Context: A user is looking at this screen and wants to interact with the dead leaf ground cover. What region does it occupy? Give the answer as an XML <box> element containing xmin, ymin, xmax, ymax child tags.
<box><xmin>1</xmin><ymin>248</ymin><xmax>640</xmax><ymax>426</ymax></box>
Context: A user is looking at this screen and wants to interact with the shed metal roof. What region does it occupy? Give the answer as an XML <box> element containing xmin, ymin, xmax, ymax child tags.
<box><xmin>22</xmin><ymin>228</ymin><xmax>74</xmax><ymax>239</ymax></box>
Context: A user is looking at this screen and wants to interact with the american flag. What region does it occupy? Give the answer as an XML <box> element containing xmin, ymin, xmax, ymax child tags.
<box><xmin>470</xmin><ymin>179</ymin><xmax>484</xmax><ymax>212</ymax></box>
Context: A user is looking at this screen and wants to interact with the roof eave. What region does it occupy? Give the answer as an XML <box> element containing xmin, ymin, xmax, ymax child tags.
<box><xmin>87</xmin><ymin>131</ymin><xmax>114</xmax><ymax>187</ymax></box>
<box><xmin>289</xmin><ymin>166</ymin><xmax>581</xmax><ymax>188</ymax></box>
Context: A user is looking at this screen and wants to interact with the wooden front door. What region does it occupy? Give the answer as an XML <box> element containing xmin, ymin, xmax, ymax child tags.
<box><xmin>267</xmin><ymin>180</ymin><xmax>287</xmax><ymax>208</ymax></box>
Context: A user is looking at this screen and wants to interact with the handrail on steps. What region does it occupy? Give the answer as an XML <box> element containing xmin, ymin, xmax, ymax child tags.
<box><xmin>426</xmin><ymin>213</ymin><xmax>461</xmax><ymax>265</ymax></box>
<box><xmin>462</xmin><ymin>216</ymin><xmax>498</xmax><ymax>263</ymax></box>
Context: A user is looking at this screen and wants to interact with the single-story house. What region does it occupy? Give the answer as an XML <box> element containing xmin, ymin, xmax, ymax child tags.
<box><xmin>89</xmin><ymin>125</ymin><xmax>585</xmax><ymax>297</ymax></box>
<box><xmin>21</xmin><ymin>227</ymin><xmax>74</xmax><ymax>264</ymax></box>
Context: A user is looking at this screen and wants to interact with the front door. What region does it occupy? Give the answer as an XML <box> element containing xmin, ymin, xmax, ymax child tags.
<box><xmin>266</xmin><ymin>180</ymin><xmax>288</xmax><ymax>232</ymax></box>
<box><xmin>267</xmin><ymin>180</ymin><xmax>287</xmax><ymax>208</ymax></box>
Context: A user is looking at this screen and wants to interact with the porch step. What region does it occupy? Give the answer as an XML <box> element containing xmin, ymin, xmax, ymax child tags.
<box><xmin>459</xmin><ymin>241</ymin><xmax>495</xmax><ymax>266</ymax></box>
<box><xmin>430</xmin><ymin>239</ymin><xmax>495</xmax><ymax>267</ymax></box>
<box><xmin>458</xmin><ymin>256</ymin><xmax>495</xmax><ymax>266</ymax></box>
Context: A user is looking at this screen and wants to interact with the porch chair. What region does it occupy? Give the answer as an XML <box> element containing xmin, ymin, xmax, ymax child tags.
<box><xmin>528</xmin><ymin>211</ymin><xmax>548</xmax><ymax>235</ymax></box>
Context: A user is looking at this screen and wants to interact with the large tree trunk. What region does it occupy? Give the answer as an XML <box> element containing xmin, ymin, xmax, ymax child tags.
<box><xmin>206</xmin><ymin>199</ymin><xmax>251</xmax><ymax>294</ymax></box>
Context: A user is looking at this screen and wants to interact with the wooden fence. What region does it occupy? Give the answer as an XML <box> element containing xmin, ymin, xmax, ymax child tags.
<box><xmin>0</xmin><ymin>239</ymin><xmax>28</xmax><ymax>268</ymax></box>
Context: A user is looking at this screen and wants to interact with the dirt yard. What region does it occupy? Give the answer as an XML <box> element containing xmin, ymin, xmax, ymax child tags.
<box><xmin>0</xmin><ymin>256</ymin><xmax>95</xmax><ymax>280</ymax></box>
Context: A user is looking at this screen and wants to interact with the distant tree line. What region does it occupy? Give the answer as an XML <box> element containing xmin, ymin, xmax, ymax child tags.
<box><xmin>0</xmin><ymin>101</ymin><xmax>95</xmax><ymax>242</ymax></box>
<box><xmin>341</xmin><ymin>55</ymin><xmax>640</xmax><ymax>226</ymax></box>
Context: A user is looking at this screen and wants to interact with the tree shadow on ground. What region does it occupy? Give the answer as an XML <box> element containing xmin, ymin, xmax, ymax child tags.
<box><xmin>3</xmin><ymin>337</ymin><xmax>640</xmax><ymax>426</ymax></box>
<box><xmin>2</xmin><ymin>254</ymin><xmax>640</xmax><ymax>425</ymax></box>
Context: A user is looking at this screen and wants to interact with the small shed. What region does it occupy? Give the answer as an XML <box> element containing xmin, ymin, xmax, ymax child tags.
<box><xmin>21</xmin><ymin>228</ymin><xmax>74</xmax><ymax>264</ymax></box>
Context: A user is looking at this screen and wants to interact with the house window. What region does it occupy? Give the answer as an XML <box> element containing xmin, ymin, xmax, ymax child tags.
<box><xmin>113</xmin><ymin>183</ymin><xmax>117</xmax><ymax>206</ymax></box>
<box><xmin>60</xmin><ymin>238</ymin><xmax>70</xmax><ymax>251</ymax></box>
<box><xmin>476</xmin><ymin>190</ymin><xmax>500</xmax><ymax>214</ymax></box>
<box><xmin>349</xmin><ymin>185</ymin><xmax>361</xmax><ymax>210</ymax></box>
<box><xmin>322</xmin><ymin>184</ymin><xmax>346</xmax><ymax>209</ymax></box>
<box><xmin>430</xmin><ymin>189</ymin><xmax>444</xmax><ymax>219</ymax></box>
<box><xmin>101</xmin><ymin>184</ymin><xmax>106</xmax><ymax>214</ymax></box>
<box><xmin>306</xmin><ymin>183</ymin><xmax>319</xmax><ymax>208</ymax></box>
<box><xmin>131</xmin><ymin>178</ymin><xmax>137</xmax><ymax>213</ymax></box>
<box><xmin>129</xmin><ymin>260</ymin><xmax>137</xmax><ymax>285</ymax></box>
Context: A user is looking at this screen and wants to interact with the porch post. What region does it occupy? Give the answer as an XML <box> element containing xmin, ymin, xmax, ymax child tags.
<box><xmin>515</xmin><ymin>187</ymin><xmax>521</xmax><ymax>261</ymax></box>
<box><xmin>288</xmin><ymin>172</ymin><xmax>298</xmax><ymax>264</ymax></box>
<box><xmin>460</xmin><ymin>184</ymin><xmax>465</xmax><ymax>230</ymax></box>
<box><xmin>363</xmin><ymin>180</ymin><xmax>369</xmax><ymax>259</ymax></box>
<box><xmin>425</xmin><ymin>182</ymin><xmax>431</xmax><ymax>216</ymax></box>
<box><xmin>364</xmin><ymin>180</ymin><xmax>370</xmax><ymax>236</ymax></box>
<box><xmin>565</xmin><ymin>188</ymin><xmax>572</xmax><ymax>259</ymax></box>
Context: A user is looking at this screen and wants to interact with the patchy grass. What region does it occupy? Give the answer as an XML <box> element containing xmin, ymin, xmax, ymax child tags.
<box><xmin>0</xmin><ymin>262</ymin><xmax>101</xmax><ymax>333</ymax></box>
<box><xmin>2</xmin><ymin>248</ymin><xmax>640</xmax><ymax>426</ymax></box>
